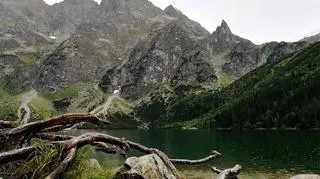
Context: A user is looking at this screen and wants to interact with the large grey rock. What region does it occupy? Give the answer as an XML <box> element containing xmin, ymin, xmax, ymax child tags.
<box><xmin>86</xmin><ymin>159</ymin><xmax>101</xmax><ymax>170</ymax></box>
<box><xmin>99</xmin><ymin>21</ymin><xmax>217</xmax><ymax>99</ymax></box>
<box><xmin>290</xmin><ymin>174</ymin><xmax>320</xmax><ymax>179</ymax></box>
<box><xmin>115</xmin><ymin>154</ymin><xmax>176</xmax><ymax>179</ymax></box>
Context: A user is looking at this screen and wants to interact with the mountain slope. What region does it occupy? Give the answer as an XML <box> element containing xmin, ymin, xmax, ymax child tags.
<box><xmin>300</xmin><ymin>33</ymin><xmax>320</xmax><ymax>44</ymax></box>
<box><xmin>134</xmin><ymin>42</ymin><xmax>320</xmax><ymax>129</ymax></box>
<box><xmin>99</xmin><ymin>20</ymin><xmax>216</xmax><ymax>99</ymax></box>
<box><xmin>1</xmin><ymin>0</ymin><xmax>320</xmax><ymax>126</ymax></box>
<box><xmin>196</xmin><ymin>42</ymin><xmax>320</xmax><ymax>129</ymax></box>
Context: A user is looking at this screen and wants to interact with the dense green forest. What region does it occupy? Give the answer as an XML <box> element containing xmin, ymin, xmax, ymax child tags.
<box><xmin>134</xmin><ymin>42</ymin><xmax>320</xmax><ymax>129</ymax></box>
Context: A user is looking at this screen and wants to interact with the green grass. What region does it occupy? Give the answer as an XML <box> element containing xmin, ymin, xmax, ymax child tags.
<box><xmin>108</xmin><ymin>97</ymin><xmax>133</xmax><ymax>115</ymax></box>
<box><xmin>21</xmin><ymin>139</ymin><xmax>64</xmax><ymax>178</ymax></box>
<box><xmin>41</xmin><ymin>85</ymin><xmax>82</xmax><ymax>101</ymax></box>
<box><xmin>15</xmin><ymin>140</ymin><xmax>117</xmax><ymax>179</ymax></box>
<box><xmin>0</xmin><ymin>88</ymin><xmax>20</xmax><ymax>121</ymax></box>
<box><xmin>105</xmin><ymin>97</ymin><xmax>139</xmax><ymax>128</ymax></box>
<box><xmin>18</xmin><ymin>55</ymin><xmax>38</xmax><ymax>64</ymax></box>
<box><xmin>63</xmin><ymin>146</ymin><xmax>116</xmax><ymax>179</ymax></box>
<box><xmin>219</xmin><ymin>71</ymin><xmax>234</xmax><ymax>86</ymax></box>
<box><xmin>70</xmin><ymin>85</ymin><xmax>108</xmax><ymax>113</ymax></box>
<box><xmin>29</xmin><ymin>95</ymin><xmax>56</xmax><ymax>120</ymax></box>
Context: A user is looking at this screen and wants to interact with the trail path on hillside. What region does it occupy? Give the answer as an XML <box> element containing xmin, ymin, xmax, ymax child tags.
<box><xmin>18</xmin><ymin>89</ymin><xmax>37</xmax><ymax>124</ymax></box>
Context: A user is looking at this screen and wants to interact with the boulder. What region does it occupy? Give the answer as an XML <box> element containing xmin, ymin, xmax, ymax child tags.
<box><xmin>290</xmin><ymin>174</ymin><xmax>320</xmax><ymax>179</ymax></box>
<box><xmin>86</xmin><ymin>159</ymin><xmax>101</xmax><ymax>170</ymax></box>
<box><xmin>115</xmin><ymin>154</ymin><xmax>176</xmax><ymax>179</ymax></box>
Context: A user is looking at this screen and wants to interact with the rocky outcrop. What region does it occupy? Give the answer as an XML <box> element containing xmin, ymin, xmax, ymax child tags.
<box><xmin>209</xmin><ymin>20</ymin><xmax>250</xmax><ymax>55</ymax></box>
<box><xmin>115</xmin><ymin>154</ymin><xmax>176</xmax><ymax>179</ymax></box>
<box><xmin>208</xmin><ymin>21</ymin><xmax>309</xmax><ymax>77</ymax></box>
<box><xmin>0</xmin><ymin>54</ymin><xmax>36</xmax><ymax>93</ymax></box>
<box><xmin>99</xmin><ymin>21</ymin><xmax>216</xmax><ymax>99</ymax></box>
<box><xmin>35</xmin><ymin>31</ymin><xmax>111</xmax><ymax>92</ymax></box>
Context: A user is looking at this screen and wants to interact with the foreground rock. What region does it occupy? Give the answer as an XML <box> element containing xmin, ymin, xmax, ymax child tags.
<box><xmin>211</xmin><ymin>165</ymin><xmax>241</xmax><ymax>179</ymax></box>
<box><xmin>290</xmin><ymin>174</ymin><xmax>320</xmax><ymax>179</ymax></box>
<box><xmin>115</xmin><ymin>154</ymin><xmax>176</xmax><ymax>179</ymax></box>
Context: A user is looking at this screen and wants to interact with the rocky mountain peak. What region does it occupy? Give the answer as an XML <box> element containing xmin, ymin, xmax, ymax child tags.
<box><xmin>164</xmin><ymin>5</ymin><xmax>183</xmax><ymax>17</ymax></box>
<box><xmin>100</xmin><ymin>0</ymin><xmax>125</xmax><ymax>11</ymax></box>
<box><xmin>216</xmin><ymin>20</ymin><xmax>232</xmax><ymax>35</ymax></box>
<box><xmin>62</xmin><ymin>0</ymin><xmax>98</xmax><ymax>5</ymax></box>
<box><xmin>209</xmin><ymin>20</ymin><xmax>243</xmax><ymax>54</ymax></box>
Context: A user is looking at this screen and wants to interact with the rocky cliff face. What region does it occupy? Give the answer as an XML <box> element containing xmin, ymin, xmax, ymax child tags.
<box><xmin>0</xmin><ymin>54</ymin><xmax>36</xmax><ymax>93</ymax></box>
<box><xmin>207</xmin><ymin>21</ymin><xmax>308</xmax><ymax>77</ymax></box>
<box><xmin>0</xmin><ymin>0</ymin><xmax>318</xmax><ymax>101</ymax></box>
<box><xmin>99</xmin><ymin>21</ymin><xmax>216</xmax><ymax>99</ymax></box>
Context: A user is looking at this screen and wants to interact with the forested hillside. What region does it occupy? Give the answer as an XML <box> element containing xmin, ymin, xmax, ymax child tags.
<box><xmin>134</xmin><ymin>42</ymin><xmax>320</xmax><ymax>129</ymax></box>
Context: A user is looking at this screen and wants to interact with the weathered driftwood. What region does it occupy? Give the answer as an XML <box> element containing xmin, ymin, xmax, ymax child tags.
<box><xmin>5</xmin><ymin>113</ymin><xmax>111</xmax><ymax>138</ymax></box>
<box><xmin>211</xmin><ymin>164</ymin><xmax>242</xmax><ymax>179</ymax></box>
<box><xmin>0</xmin><ymin>114</ymin><xmax>225</xmax><ymax>179</ymax></box>
<box><xmin>0</xmin><ymin>120</ymin><xmax>18</xmax><ymax>129</ymax></box>
<box><xmin>170</xmin><ymin>150</ymin><xmax>221</xmax><ymax>164</ymax></box>
<box><xmin>0</xmin><ymin>146</ymin><xmax>35</xmax><ymax>164</ymax></box>
<box><xmin>0</xmin><ymin>132</ymin><xmax>221</xmax><ymax>179</ymax></box>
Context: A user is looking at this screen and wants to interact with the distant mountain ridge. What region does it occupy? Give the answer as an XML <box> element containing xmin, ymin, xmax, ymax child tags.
<box><xmin>300</xmin><ymin>33</ymin><xmax>320</xmax><ymax>43</ymax></box>
<box><xmin>0</xmin><ymin>0</ymin><xmax>319</xmax><ymax>117</ymax></box>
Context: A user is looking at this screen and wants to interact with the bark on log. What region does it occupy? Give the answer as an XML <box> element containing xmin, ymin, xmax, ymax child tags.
<box><xmin>0</xmin><ymin>146</ymin><xmax>35</xmax><ymax>164</ymax></box>
<box><xmin>3</xmin><ymin>113</ymin><xmax>111</xmax><ymax>138</ymax></box>
<box><xmin>0</xmin><ymin>132</ymin><xmax>221</xmax><ymax>179</ymax></box>
<box><xmin>0</xmin><ymin>113</ymin><xmax>226</xmax><ymax>179</ymax></box>
<box><xmin>46</xmin><ymin>147</ymin><xmax>77</xmax><ymax>179</ymax></box>
<box><xmin>0</xmin><ymin>120</ymin><xmax>18</xmax><ymax>129</ymax></box>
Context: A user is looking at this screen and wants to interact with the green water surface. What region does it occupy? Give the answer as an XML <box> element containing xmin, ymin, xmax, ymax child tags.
<box><xmin>70</xmin><ymin>130</ymin><xmax>320</xmax><ymax>179</ymax></box>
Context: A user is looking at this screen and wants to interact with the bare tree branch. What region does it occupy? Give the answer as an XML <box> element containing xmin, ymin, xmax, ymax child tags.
<box><xmin>170</xmin><ymin>150</ymin><xmax>221</xmax><ymax>165</ymax></box>
<box><xmin>0</xmin><ymin>132</ymin><xmax>221</xmax><ymax>179</ymax></box>
<box><xmin>4</xmin><ymin>113</ymin><xmax>111</xmax><ymax>138</ymax></box>
<box><xmin>0</xmin><ymin>120</ymin><xmax>18</xmax><ymax>129</ymax></box>
<box><xmin>45</xmin><ymin>147</ymin><xmax>77</xmax><ymax>179</ymax></box>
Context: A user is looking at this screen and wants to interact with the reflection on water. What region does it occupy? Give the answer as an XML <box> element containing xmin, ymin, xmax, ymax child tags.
<box><xmin>65</xmin><ymin>130</ymin><xmax>320</xmax><ymax>179</ymax></box>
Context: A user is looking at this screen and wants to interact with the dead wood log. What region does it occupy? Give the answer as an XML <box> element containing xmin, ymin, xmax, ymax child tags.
<box><xmin>0</xmin><ymin>146</ymin><xmax>35</xmax><ymax>164</ymax></box>
<box><xmin>91</xmin><ymin>142</ymin><xmax>127</xmax><ymax>157</ymax></box>
<box><xmin>0</xmin><ymin>132</ymin><xmax>220</xmax><ymax>179</ymax></box>
<box><xmin>170</xmin><ymin>150</ymin><xmax>221</xmax><ymax>165</ymax></box>
<box><xmin>48</xmin><ymin>133</ymin><xmax>220</xmax><ymax>179</ymax></box>
<box><xmin>2</xmin><ymin>113</ymin><xmax>111</xmax><ymax>139</ymax></box>
<box><xmin>0</xmin><ymin>120</ymin><xmax>19</xmax><ymax>129</ymax></box>
<box><xmin>211</xmin><ymin>165</ymin><xmax>242</xmax><ymax>179</ymax></box>
<box><xmin>46</xmin><ymin>147</ymin><xmax>77</xmax><ymax>179</ymax></box>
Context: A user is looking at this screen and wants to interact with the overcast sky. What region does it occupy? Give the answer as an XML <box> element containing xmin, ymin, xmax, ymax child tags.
<box><xmin>44</xmin><ymin>0</ymin><xmax>320</xmax><ymax>44</ymax></box>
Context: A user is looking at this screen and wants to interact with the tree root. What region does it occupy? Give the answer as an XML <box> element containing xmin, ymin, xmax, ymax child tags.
<box><xmin>0</xmin><ymin>113</ymin><xmax>232</xmax><ymax>179</ymax></box>
<box><xmin>0</xmin><ymin>120</ymin><xmax>18</xmax><ymax>129</ymax></box>
<box><xmin>0</xmin><ymin>132</ymin><xmax>221</xmax><ymax>179</ymax></box>
<box><xmin>6</xmin><ymin>113</ymin><xmax>111</xmax><ymax>138</ymax></box>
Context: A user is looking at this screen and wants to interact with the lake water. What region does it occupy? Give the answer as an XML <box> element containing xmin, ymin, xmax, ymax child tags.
<box><xmin>69</xmin><ymin>130</ymin><xmax>320</xmax><ymax>179</ymax></box>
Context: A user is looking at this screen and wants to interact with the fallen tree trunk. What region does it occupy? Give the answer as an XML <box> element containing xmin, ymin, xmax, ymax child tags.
<box><xmin>6</xmin><ymin>113</ymin><xmax>111</xmax><ymax>138</ymax></box>
<box><xmin>0</xmin><ymin>120</ymin><xmax>18</xmax><ymax>129</ymax></box>
<box><xmin>0</xmin><ymin>133</ymin><xmax>221</xmax><ymax>179</ymax></box>
<box><xmin>0</xmin><ymin>113</ymin><xmax>235</xmax><ymax>179</ymax></box>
